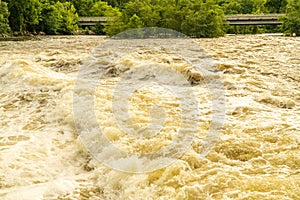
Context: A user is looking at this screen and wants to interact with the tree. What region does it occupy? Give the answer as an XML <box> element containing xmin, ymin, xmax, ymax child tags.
<box><xmin>182</xmin><ymin>1</ymin><xmax>227</xmax><ymax>37</ymax></box>
<box><xmin>59</xmin><ymin>2</ymin><xmax>78</xmax><ymax>34</ymax></box>
<box><xmin>103</xmin><ymin>9</ymin><xmax>126</xmax><ymax>36</ymax></box>
<box><xmin>39</xmin><ymin>1</ymin><xmax>78</xmax><ymax>34</ymax></box>
<box><xmin>71</xmin><ymin>0</ymin><xmax>94</xmax><ymax>16</ymax></box>
<box><xmin>160</xmin><ymin>0</ymin><xmax>192</xmax><ymax>31</ymax></box>
<box><xmin>0</xmin><ymin>1</ymin><xmax>10</xmax><ymax>35</ymax></box>
<box><xmin>121</xmin><ymin>1</ymin><xmax>160</xmax><ymax>27</ymax></box>
<box><xmin>252</xmin><ymin>0</ymin><xmax>267</xmax><ymax>13</ymax></box>
<box><xmin>4</xmin><ymin>0</ymin><xmax>42</xmax><ymax>32</ymax></box>
<box><xmin>104</xmin><ymin>0</ymin><xmax>227</xmax><ymax>37</ymax></box>
<box><xmin>89</xmin><ymin>1</ymin><xmax>118</xmax><ymax>16</ymax></box>
<box><xmin>282</xmin><ymin>0</ymin><xmax>300</xmax><ymax>35</ymax></box>
<box><xmin>39</xmin><ymin>1</ymin><xmax>60</xmax><ymax>34</ymax></box>
<box><xmin>223</xmin><ymin>1</ymin><xmax>243</xmax><ymax>14</ymax></box>
<box><xmin>104</xmin><ymin>0</ymin><xmax>160</xmax><ymax>36</ymax></box>
<box><xmin>82</xmin><ymin>1</ymin><xmax>121</xmax><ymax>35</ymax></box>
<box><xmin>264</xmin><ymin>0</ymin><xmax>287</xmax><ymax>13</ymax></box>
<box><xmin>102</xmin><ymin>0</ymin><xmax>119</xmax><ymax>7</ymax></box>
<box><xmin>127</xmin><ymin>14</ymin><xmax>144</xmax><ymax>28</ymax></box>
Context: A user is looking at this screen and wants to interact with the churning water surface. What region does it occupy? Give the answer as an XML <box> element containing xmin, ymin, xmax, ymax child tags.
<box><xmin>0</xmin><ymin>35</ymin><xmax>299</xmax><ymax>199</ymax></box>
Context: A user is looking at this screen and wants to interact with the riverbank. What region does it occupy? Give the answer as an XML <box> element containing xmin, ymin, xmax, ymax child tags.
<box><xmin>1</xmin><ymin>32</ymin><xmax>297</xmax><ymax>42</ymax></box>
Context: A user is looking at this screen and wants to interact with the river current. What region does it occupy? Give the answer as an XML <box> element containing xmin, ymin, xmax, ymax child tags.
<box><xmin>0</xmin><ymin>35</ymin><xmax>299</xmax><ymax>199</ymax></box>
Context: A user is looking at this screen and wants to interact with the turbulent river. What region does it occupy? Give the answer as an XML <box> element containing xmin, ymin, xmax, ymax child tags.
<box><xmin>0</xmin><ymin>35</ymin><xmax>299</xmax><ymax>200</ymax></box>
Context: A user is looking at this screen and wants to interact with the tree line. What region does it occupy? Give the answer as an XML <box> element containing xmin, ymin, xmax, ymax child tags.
<box><xmin>0</xmin><ymin>0</ymin><xmax>299</xmax><ymax>37</ymax></box>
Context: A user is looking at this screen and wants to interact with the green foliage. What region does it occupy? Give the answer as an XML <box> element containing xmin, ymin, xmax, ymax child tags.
<box><xmin>94</xmin><ymin>22</ymin><xmax>105</xmax><ymax>34</ymax></box>
<box><xmin>160</xmin><ymin>0</ymin><xmax>192</xmax><ymax>30</ymax></box>
<box><xmin>240</xmin><ymin>0</ymin><xmax>256</xmax><ymax>13</ymax></box>
<box><xmin>215</xmin><ymin>0</ymin><xmax>256</xmax><ymax>14</ymax></box>
<box><xmin>222</xmin><ymin>1</ymin><xmax>243</xmax><ymax>14</ymax></box>
<box><xmin>214</xmin><ymin>0</ymin><xmax>289</xmax><ymax>34</ymax></box>
<box><xmin>90</xmin><ymin>1</ymin><xmax>109</xmax><ymax>16</ymax></box>
<box><xmin>71</xmin><ymin>0</ymin><xmax>126</xmax><ymax>16</ymax></box>
<box><xmin>282</xmin><ymin>0</ymin><xmax>300</xmax><ymax>35</ymax></box>
<box><xmin>227</xmin><ymin>25</ymin><xmax>267</xmax><ymax>34</ymax></box>
<box><xmin>264</xmin><ymin>0</ymin><xmax>287</xmax><ymax>13</ymax></box>
<box><xmin>102</xmin><ymin>0</ymin><xmax>119</xmax><ymax>7</ymax></box>
<box><xmin>105</xmin><ymin>0</ymin><xmax>227</xmax><ymax>38</ymax></box>
<box><xmin>40</xmin><ymin>1</ymin><xmax>78</xmax><ymax>34</ymax></box>
<box><xmin>215</xmin><ymin>0</ymin><xmax>287</xmax><ymax>14</ymax></box>
<box><xmin>89</xmin><ymin>1</ymin><xmax>120</xmax><ymax>16</ymax></box>
<box><xmin>0</xmin><ymin>1</ymin><xmax>10</xmax><ymax>35</ymax></box>
<box><xmin>122</xmin><ymin>1</ymin><xmax>160</xmax><ymax>27</ymax></box>
<box><xmin>84</xmin><ymin>26</ymin><xmax>90</xmax><ymax>34</ymax></box>
<box><xmin>182</xmin><ymin>2</ymin><xmax>227</xmax><ymax>37</ymax></box>
<box><xmin>71</xmin><ymin>0</ymin><xmax>94</xmax><ymax>16</ymax></box>
<box><xmin>59</xmin><ymin>2</ymin><xmax>78</xmax><ymax>34</ymax></box>
<box><xmin>39</xmin><ymin>2</ymin><xmax>60</xmax><ymax>34</ymax></box>
<box><xmin>103</xmin><ymin>12</ymin><xmax>126</xmax><ymax>36</ymax></box>
<box><xmin>2</xmin><ymin>0</ymin><xmax>297</xmax><ymax>36</ymax></box>
<box><xmin>5</xmin><ymin>0</ymin><xmax>43</xmax><ymax>32</ymax></box>
<box><xmin>71</xmin><ymin>0</ymin><xmax>121</xmax><ymax>35</ymax></box>
<box><xmin>127</xmin><ymin>14</ymin><xmax>144</xmax><ymax>28</ymax></box>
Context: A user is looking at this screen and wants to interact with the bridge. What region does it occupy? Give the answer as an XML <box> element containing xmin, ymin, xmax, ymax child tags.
<box><xmin>79</xmin><ymin>14</ymin><xmax>284</xmax><ymax>27</ymax></box>
<box><xmin>78</xmin><ymin>17</ymin><xmax>108</xmax><ymax>26</ymax></box>
<box><xmin>226</xmin><ymin>14</ymin><xmax>283</xmax><ymax>25</ymax></box>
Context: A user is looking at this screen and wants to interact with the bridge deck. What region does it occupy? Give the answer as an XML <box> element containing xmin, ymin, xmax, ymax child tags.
<box><xmin>79</xmin><ymin>14</ymin><xmax>284</xmax><ymax>26</ymax></box>
<box><xmin>78</xmin><ymin>17</ymin><xmax>109</xmax><ymax>26</ymax></box>
<box><xmin>226</xmin><ymin>14</ymin><xmax>283</xmax><ymax>25</ymax></box>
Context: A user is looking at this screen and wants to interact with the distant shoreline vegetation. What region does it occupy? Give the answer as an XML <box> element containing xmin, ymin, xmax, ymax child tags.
<box><xmin>0</xmin><ymin>0</ymin><xmax>299</xmax><ymax>38</ymax></box>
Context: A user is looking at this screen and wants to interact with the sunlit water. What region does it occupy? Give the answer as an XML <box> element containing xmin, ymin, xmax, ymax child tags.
<box><xmin>0</xmin><ymin>35</ymin><xmax>299</xmax><ymax>199</ymax></box>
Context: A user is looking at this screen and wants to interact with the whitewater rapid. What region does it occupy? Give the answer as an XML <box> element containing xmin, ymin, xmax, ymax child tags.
<box><xmin>0</xmin><ymin>35</ymin><xmax>299</xmax><ymax>199</ymax></box>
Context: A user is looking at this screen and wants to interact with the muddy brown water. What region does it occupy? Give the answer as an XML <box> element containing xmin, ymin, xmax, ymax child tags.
<box><xmin>0</xmin><ymin>35</ymin><xmax>299</xmax><ymax>199</ymax></box>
